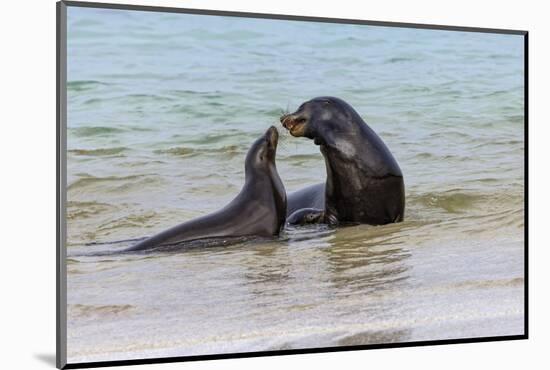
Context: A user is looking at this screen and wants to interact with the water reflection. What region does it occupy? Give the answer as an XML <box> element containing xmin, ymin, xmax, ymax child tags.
<box><xmin>321</xmin><ymin>224</ymin><xmax>412</xmax><ymax>295</ymax></box>
<box><xmin>233</xmin><ymin>221</ymin><xmax>414</xmax><ymax>348</ymax></box>
<box><xmin>241</xmin><ymin>242</ymin><xmax>293</xmax><ymax>298</ymax></box>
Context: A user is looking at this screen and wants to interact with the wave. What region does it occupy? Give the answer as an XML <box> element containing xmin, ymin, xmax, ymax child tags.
<box><xmin>96</xmin><ymin>212</ymin><xmax>159</xmax><ymax>233</ymax></box>
<box><xmin>153</xmin><ymin>147</ymin><xmax>194</xmax><ymax>156</ymax></box>
<box><xmin>99</xmin><ymin>72</ymin><xmax>169</xmax><ymax>80</ymax></box>
<box><xmin>69</xmin><ymin>147</ymin><xmax>128</xmax><ymax>156</ymax></box>
<box><xmin>384</xmin><ymin>56</ymin><xmax>416</xmax><ymax>64</ymax></box>
<box><xmin>469</xmin><ymin>140</ymin><xmax>524</xmax><ymax>150</ymax></box>
<box><xmin>68</xmin><ymin>174</ymin><xmax>157</xmax><ymax>191</ymax></box>
<box><xmin>89</xmin><ymin>93</ymin><xmax>176</xmax><ymax>104</ymax></box>
<box><xmin>166</xmin><ymin>89</ymin><xmax>224</xmax><ymax>99</ymax></box>
<box><xmin>505</xmin><ymin>115</ymin><xmax>525</xmax><ymax>124</ymax></box>
<box><xmin>183</xmin><ymin>28</ymin><xmax>264</xmax><ymax>41</ymax></box>
<box><xmin>411</xmin><ymin>152</ymin><xmax>470</xmax><ymax>161</ymax></box>
<box><xmin>69</xmin><ymin>126</ymin><xmax>154</xmax><ymax>137</ymax></box>
<box><xmin>68</xmin><ymin>304</ymin><xmax>135</xmax><ymax>318</ymax></box>
<box><xmin>183</xmin><ymin>131</ymin><xmax>259</xmax><ymax>145</ymax></box>
<box><xmin>413</xmin><ymin>192</ymin><xmax>481</xmax><ymax>212</ymax></box>
<box><xmin>153</xmin><ymin>145</ymin><xmax>243</xmax><ymax>157</ymax></box>
<box><xmin>67</xmin><ymin>80</ymin><xmax>110</xmax><ymax>91</ymax></box>
<box><xmin>409</xmin><ymin>190</ymin><xmax>521</xmax><ymax>214</ymax></box>
<box><xmin>70</xmin><ymin>126</ymin><xmax>125</xmax><ymax>137</ymax></box>
<box><xmin>280</xmin><ymin>153</ymin><xmax>322</xmax><ymax>161</ymax></box>
<box><xmin>67</xmin><ymin>201</ymin><xmax>116</xmax><ymax>220</ymax></box>
<box><xmin>464</xmin><ymin>208</ymin><xmax>524</xmax><ymax>230</ymax></box>
<box><xmin>426</xmin><ymin>130</ymin><xmax>473</xmax><ymax>140</ymax></box>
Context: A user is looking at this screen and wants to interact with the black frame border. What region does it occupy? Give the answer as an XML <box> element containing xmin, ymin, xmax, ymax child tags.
<box><xmin>56</xmin><ymin>1</ymin><xmax>529</xmax><ymax>369</ymax></box>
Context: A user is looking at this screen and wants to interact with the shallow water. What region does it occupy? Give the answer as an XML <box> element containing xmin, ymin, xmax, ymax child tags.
<box><xmin>65</xmin><ymin>7</ymin><xmax>525</xmax><ymax>363</ymax></box>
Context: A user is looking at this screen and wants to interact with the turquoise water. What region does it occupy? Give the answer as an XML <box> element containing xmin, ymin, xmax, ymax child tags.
<box><xmin>65</xmin><ymin>7</ymin><xmax>525</xmax><ymax>363</ymax></box>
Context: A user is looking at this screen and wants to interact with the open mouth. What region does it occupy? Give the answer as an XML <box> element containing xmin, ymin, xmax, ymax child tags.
<box><xmin>280</xmin><ymin>115</ymin><xmax>307</xmax><ymax>137</ymax></box>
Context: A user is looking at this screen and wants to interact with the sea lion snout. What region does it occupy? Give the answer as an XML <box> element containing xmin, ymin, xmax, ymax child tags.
<box><xmin>280</xmin><ymin>114</ymin><xmax>307</xmax><ymax>137</ymax></box>
<box><xmin>280</xmin><ymin>114</ymin><xmax>304</xmax><ymax>128</ymax></box>
<box><xmin>280</xmin><ymin>114</ymin><xmax>291</xmax><ymax>128</ymax></box>
<box><xmin>264</xmin><ymin>126</ymin><xmax>279</xmax><ymax>150</ymax></box>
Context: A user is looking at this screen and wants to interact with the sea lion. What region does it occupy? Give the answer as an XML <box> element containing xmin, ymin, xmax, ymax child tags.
<box><xmin>286</xmin><ymin>183</ymin><xmax>325</xmax><ymax>217</ymax></box>
<box><xmin>126</xmin><ymin>126</ymin><xmax>286</xmax><ymax>251</ymax></box>
<box><xmin>281</xmin><ymin>97</ymin><xmax>404</xmax><ymax>225</ymax></box>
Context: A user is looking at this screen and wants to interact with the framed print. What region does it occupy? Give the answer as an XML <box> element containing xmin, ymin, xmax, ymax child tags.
<box><xmin>57</xmin><ymin>1</ymin><xmax>528</xmax><ymax>368</ymax></box>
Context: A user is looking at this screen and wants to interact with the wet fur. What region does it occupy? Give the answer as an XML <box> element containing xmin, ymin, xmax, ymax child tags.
<box><xmin>281</xmin><ymin>97</ymin><xmax>405</xmax><ymax>225</ymax></box>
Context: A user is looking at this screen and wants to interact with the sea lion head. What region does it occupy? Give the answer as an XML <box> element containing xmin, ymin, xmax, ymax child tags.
<box><xmin>280</xmin><ymin>97</ymin><xmax>358</xmax><ymax>145</ymax></box>
<box><xmin>245</xmin><ymin>126</ymin><xmax>287</xmax><ymax>225</ymax></box>
<box><xmin>245</xmin><ymin>125</ymin><xmax>279</xmax><ymax>175</ymax></box>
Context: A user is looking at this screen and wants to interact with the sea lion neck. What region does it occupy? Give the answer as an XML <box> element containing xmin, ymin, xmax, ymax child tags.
<box><xmin>244</xmin><ymin>156</ymin><xmax>273</xmax><ymax>182</ymax></box>
<box><xmin>320</xmin><ymin>143</ymin><xmax>367</xmax><ymax>191</ymax></box>
<box><xmin>319</xmin><ymin>123</ymin><xmax>402</xmax><ymax>178</ymax></box>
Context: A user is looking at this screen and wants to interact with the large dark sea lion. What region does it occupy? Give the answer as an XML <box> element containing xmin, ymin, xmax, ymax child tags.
<box><xmin>281</xmin><ymin>97</ymin><xmax>404</xmax><ymax>226</ymax></box>
<box><xmin>126</xmin><ymin>126</ymin><xmax>286</xmax><ymax>252</ymax></box>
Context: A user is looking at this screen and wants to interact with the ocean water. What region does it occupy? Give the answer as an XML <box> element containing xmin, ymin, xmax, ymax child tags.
<box><xmin>65</xmin><ymin>7</ymin><xmax>525</xmax><ymax>363</ymax></box>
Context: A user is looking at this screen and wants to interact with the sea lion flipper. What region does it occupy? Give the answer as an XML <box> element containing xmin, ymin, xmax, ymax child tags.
<box><xmin>286</xmin><ymin>208</ymin><xmax>325</xmax><ymax>226</ymax></box>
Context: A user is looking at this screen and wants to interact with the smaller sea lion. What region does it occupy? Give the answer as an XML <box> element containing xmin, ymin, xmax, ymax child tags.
<box><xmin>126</xmin><ymin>126</ymin><xmax>286</xmax><ymax>252</ymax></box>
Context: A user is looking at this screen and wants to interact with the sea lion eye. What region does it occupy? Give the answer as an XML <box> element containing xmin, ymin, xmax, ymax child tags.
<box><xmin>323</xmin><ymin>100</ymin><xmax>330</xmax><ymax>105</ymax></box>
